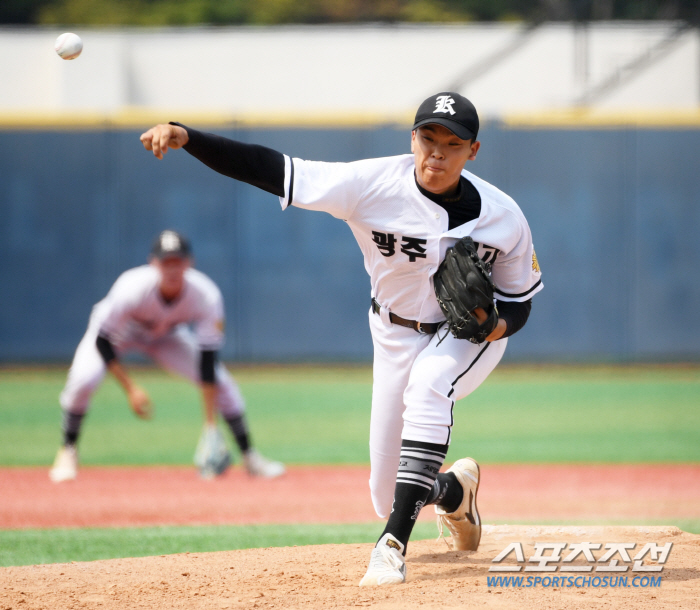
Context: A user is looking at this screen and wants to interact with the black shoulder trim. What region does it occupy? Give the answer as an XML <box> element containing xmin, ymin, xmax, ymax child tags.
<box><xmin>494</xmin><ymin>279</ymin><xmax>542</xmax><ymax>299</ymax></box>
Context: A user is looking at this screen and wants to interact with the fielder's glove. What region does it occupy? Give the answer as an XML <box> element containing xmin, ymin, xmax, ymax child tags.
<box><xmin>194</xmin><ymin>424</ymin><xmax>231</xmax><ymax>479</ymax></box>
<box><xmin>433</xmin><ymin>236</ymin><xmax>499</xmax><ymax>344</ymax></box>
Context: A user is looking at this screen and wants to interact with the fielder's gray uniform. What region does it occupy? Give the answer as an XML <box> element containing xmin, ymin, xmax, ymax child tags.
<box><xmin>60</xmin><ymin>265</ymin><xmax>245</xmax><ymax>418</ymax></box>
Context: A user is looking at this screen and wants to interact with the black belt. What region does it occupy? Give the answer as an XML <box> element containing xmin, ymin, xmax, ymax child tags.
<box><xmin>371</xmin><ymin>298</ymin><xmax>442</xmax><ymax>335</ymax></box>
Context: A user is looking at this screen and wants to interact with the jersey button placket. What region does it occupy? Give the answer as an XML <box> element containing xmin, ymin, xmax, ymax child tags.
<box><xmin>416</xmin><ymin>215</ymin><xmax>442</xmax><ymax>317</ymax></box>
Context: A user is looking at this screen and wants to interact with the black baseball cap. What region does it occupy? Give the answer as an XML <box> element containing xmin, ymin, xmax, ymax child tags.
<box><xmin>151</xmin><ymin>230</ymin><xmax>191</xmax><ymax>259</ymax></box>
<box><xmin>413</xmin><ymin>92</ymin><xmax>479</xmax><ymax>141</ymax></box>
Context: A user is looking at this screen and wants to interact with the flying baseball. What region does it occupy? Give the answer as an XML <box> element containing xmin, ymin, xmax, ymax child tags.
<box><xmin>54</xmin><ymin>33</ymin><xmax>83</xmax><ymax>60</ymax></box>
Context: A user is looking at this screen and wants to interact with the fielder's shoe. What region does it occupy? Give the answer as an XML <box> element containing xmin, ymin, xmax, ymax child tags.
<box><xmin>49</xmin><ymin>445</ymin><xmax>78</xmax><ymax>483</ymax></box>
<box><xmin>243</xmin><ymin>449</ymin><xmax>286</xmax><ymax>478</ymax></box>
<box><xmin>359</xmin><ymin>533</ymin><xmax>406</xmax><ymax>586</ymax></box>
<box><xmin>435</xmin><ymin>457</ymin><xmax>481</xmax><ymax>551</ymax></box>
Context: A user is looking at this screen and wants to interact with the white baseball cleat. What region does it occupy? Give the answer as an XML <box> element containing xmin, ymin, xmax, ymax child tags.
<box><xmin>359</xmin><ymin>533</ymin><xmax>407</xmax><ymax>586</ymax></box>
<box><xmin>243</xmin><ymin>449</ymin><xmax>286</xmax><ymax>478</ymax></box>
<box><xmin>49</xmin><ymin>445</ymin><xmax>78</xmax><ymax>483</ymax></box>
<box><xmin>435</xmin><ymin>457</ymin><xmax>481</xmax><ymax>551</ymax></box>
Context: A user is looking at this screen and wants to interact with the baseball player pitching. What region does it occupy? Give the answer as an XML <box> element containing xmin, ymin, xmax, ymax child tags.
<box><xmin>140</xmin><ymin>92</ymin><xmax>542</xmax><ymax>585</ymax></box>
<box><xmin>50</xmin><ymin>230</ymin><xmax>285</xmax><ymax>483</ymax></box>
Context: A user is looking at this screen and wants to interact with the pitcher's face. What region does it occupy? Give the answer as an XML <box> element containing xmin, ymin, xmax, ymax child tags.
<box><xmin>411</xmin><ymin>124</ymin><xmax>479</xmax><ymax>195</ymax></box>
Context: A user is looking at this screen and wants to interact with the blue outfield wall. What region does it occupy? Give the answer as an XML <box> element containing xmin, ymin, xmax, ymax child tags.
<box><xmin>1</xmin><ymin>124</ymin><xmax>699</xmax><ymax>362</ymax></box>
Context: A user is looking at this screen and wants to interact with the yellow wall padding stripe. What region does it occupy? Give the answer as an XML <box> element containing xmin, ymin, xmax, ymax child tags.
<box><xmin>1</xmin><ymin>108</ymin><xmax>700</xmax><ymax>129</ymax></box>
<box><xmin>0</xmin><ymin>109</ymin><xmax>415</xmax><ymax>130</ymax></box>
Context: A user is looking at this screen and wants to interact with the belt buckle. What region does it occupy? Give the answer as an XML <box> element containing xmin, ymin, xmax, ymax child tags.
<box><xmin>416</xmin><ymin>322</ymin><xmax>427</xmax><ymax>334</ymax></box>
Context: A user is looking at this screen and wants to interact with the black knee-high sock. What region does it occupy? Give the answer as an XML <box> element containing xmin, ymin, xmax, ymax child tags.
<box><xmin>224</xmin><ymin>414</ymin><xmax>251</xmax><ymax>453</ymax></box>
<box><xmin>425</xmin><ymin>472</ymin><xmax>464</xmax><ymax>514</ymax></box>
<box><xmin>379</xmin><ymin>439</ymin><xmax>448</xmax><ymax>553</ymax></box>
<box><xmin>62</xmin><ymin>412</ymin><xmax>84</xmax><ymax>446</ymax></box>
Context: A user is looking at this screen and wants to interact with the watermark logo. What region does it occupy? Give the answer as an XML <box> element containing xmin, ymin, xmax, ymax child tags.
<box><xmin>486</xmin><ymin>541</ymin><xmax>672</xmax><ymax>589</ymax></box>
<box><xmin>489</xmin><ymin>541</ymin><xmax>672</xmax><ymax>572</ymax></box>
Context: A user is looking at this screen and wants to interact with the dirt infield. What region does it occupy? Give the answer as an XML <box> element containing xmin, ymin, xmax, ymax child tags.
<box><xmin>1</xmin><ymin>464</ymin><xmax>699</xmax><ymax>529</ymax></box>
<box><xmin>2</xmin><ymin>465</ymin><xmax>700</xmax><ymax>608</ymax></box>
<box><xmin>2</xmin><ymin>525</ymin><xmax>698</xmax><ymax>609</ymax></box>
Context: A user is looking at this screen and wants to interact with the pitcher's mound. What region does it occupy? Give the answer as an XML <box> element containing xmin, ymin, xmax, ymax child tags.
<box><xmin>2</xmin><ymin>526</ymin><xmax>697</xmax><ymax>609</ymax></box>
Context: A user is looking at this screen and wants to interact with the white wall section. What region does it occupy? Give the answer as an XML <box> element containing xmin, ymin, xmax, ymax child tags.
<box><xmin>0</xmin><ymin>23</ymin><xmax>697</xmax><ymax>120</ymax></box>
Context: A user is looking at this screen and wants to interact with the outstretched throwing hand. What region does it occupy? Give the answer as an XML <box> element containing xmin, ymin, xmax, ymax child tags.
<box><xmin>140</xmin><ymin>123</ymin><xmax>189</xmax><ymax>159</ymax></box>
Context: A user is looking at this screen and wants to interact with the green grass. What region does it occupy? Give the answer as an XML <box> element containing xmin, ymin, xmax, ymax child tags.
<box><xmin>0</xmin><ymin>522</ymin><xmax>388</xmax><ymax>567</ymax></box>
<box><xmin>2</xmin><ymin>519</ymin><xmax>699</xmax><ymax>568</ymax></box>
<box><xmin>1</xmin><ymin>364</ymin><xmax>699</xmax><ymax>466</ymax></box>
<box><xmin>2</xmin><ymin>365</ymin><xmax>698</xmax><ymax>568</ymax></box>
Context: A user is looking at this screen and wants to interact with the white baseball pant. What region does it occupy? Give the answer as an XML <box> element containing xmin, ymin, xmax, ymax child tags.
<box><xmin>59</xmin><ymin>322</ymin><xmax>246</xmax><ymax>417</ymax></box>
<box><xmin>368</xmin><ymin>307</ymin><xmax>507</xmax><ymax>518</ymax></box>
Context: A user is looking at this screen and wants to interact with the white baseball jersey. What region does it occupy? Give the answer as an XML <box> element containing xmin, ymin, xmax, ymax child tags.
<box><xmin>92</xmin><ymin>265</ymin><xmax>224</xmax><ymax>350</ymax></box>
<box><xmin>280</xmin><ymin>154</ymin><xmax>542</xmax><ymax>322</ymax></box>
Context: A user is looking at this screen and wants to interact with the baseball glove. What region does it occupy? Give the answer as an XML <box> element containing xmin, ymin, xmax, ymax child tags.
<box><xmin>433</xmin><ymin>236</ymin><xmax>499</xmax><ymax>344</ymax></box>
<box><xmin>194</xmin><ymin>424</ymin><xmax>231</xmax><ymax>479</ymax></box>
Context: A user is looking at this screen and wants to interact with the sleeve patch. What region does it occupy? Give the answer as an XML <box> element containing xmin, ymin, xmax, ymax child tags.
<box><xmin>532</xmin><ymin>249</ymin><xmax>541</xmax><ymax>273</ymax></box>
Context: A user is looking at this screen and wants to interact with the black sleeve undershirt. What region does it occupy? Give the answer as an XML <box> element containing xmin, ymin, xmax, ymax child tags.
<box><xmin>496</xmin><ymin>299</ymin><xmax>531</xmax><ymax>338</ymax></box>
<box><xmin>175</xmin><ymin>125</ymin><xmax>532</xmax><ymax>339</ymax></box>
<box><xmin>172</xmin><ymin>123</ymin><xmax>286</xmax><ymax>197</ymax></box>
<box><xmin>200</xmin><ymin>350</ymin><xmax>217</xmax><ymax>384</ymax></box>
<box><xmin>97</xmin><ymin>333</ymin><xmax>217</xmax><ymax>381</ymax></box>
<box><xmin>95</xmin><ymin>335</ymin><xmax>117</xmax><ymax>364</ymax></box>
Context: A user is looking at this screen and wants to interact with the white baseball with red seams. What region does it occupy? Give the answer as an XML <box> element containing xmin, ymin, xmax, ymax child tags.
<box><xmin>55</xmin><ymin>33</ymin><xmax>83</xmax><ymax>60</ymax></box>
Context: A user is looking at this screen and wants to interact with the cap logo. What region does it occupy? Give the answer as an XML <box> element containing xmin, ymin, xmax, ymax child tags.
<box><xmin>160</xmin><ymin>231</ymin><xmax>181</xmax><ymax>252</ymax></box>
<box><xmin>434</xmin><ymin>95</ymin><xmax>456</xmax><ymax>116</ymax></box>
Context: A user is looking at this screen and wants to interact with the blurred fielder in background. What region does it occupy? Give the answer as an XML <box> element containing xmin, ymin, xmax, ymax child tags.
<box><xmin>50</xmin><ymin>230</ymin><xmax>285</xmax><ymax>482</ymax></box>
